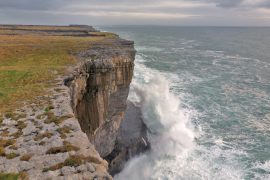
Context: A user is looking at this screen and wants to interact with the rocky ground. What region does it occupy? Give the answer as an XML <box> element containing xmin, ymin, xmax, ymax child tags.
<box><xmin>0</xmin><ymin>76</ymin><xmax>111</xmax><ymax>179</ymax></box>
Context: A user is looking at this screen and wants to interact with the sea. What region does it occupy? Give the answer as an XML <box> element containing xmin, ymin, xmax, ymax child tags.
<box><xmin>100</xmin><ymin>26</ymin><xmax>270</xmax><ymax>180</ymax></box>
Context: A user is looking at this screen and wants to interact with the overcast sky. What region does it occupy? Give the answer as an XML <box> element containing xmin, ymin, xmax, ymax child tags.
<box><xmin>1</xmin><ymin>0</ymin><xmax>270</xmax><ymax>26</ymax></box>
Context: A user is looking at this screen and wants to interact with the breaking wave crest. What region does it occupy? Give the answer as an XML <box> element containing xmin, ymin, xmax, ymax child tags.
<box><xmin>115</xmin><ymin>56</ymin><xmax>245</xmax><ymax>180</ymax></box>
<box><xmin>103</xmin><ymin>26</ymin><xmax>270</xmax><ymax>180</ymax></box>
<box><xmin>115</xmin><ymin>59</ymin><xmax>195</xmax><ymax>180</ymax></box>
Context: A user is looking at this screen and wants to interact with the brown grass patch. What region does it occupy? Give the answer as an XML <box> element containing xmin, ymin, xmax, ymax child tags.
<box><xmin>0</xmin><ymin>128</ymin><xmax>9</xmax><ymax>136</ymax></box>
<box><xmin>15</xmin><ymin>121</ymin><xmax>27</xmax><ymax>130</ymax></box>
<box><xmin>36</xmin><ymin>114</ymin><xmax>45</xmax><ymax>120</ymax></box>
<box><xmin>0</xmin><ymin>147</ymin><xmax>5</xmax><ymax>156</ymax></box>
<box><xmin>46</xmin><ymin>141</ymin><xmax>79</xmax><ymax>154</ymax></box>
<box><xmin>34</xmin><ymin>132</ymin><xmax>53</xmax><ymax>141</ymax></box>
<box><xmin>4</xmin><ymin>112</ymin><xmax>26</xmax><ymax>121</ymax></box>
<box><xmin>6</xmin><ymin>152</ymin><xmax>19</xmax><ymax>159</ymax></box>
<box><xmin>57</xmin><ymin>126</ymin><xmax>72</xmax><ymax>139</ymax></box>
<box><xmin>39</xmin><ymin>141</ymin><xmax>45</xmax><ymax>146</ymax></box>
<box><xmin>43</xmin><ymin>154</ymin><xmax>101</xmax><ymax>172</ymax></box>
<box><xmin>20</xmin><ymin>154</ymin><xmax>33</xmax><ymax>161</ymax></box>
<box><xmin>0</xmin><ymin>138</ymin><xmax>16</xmax><ymax>147</ymax></box>
<box><xmin>44</xmin><ymin>113</ymin><xmax>72</xmax><ymax>125</ymax></box>
<box><xmin>0</xmin><ymin>172</ymin><xmax>29</xmax><ymax>180</ymax></box>
<box><xmin>9</xmin><ymin>144</ymin><xmax>18</xmax><ymax>150</ymax></box>
<box><xmin>10</xmin><ymin>130</ymin><xmax>23</xmax><ymax>139</ymax></box>
<box><xmin>19</xmin><ymin>171</ymin><xmax>29</xmax><ymax>180</ymax></box>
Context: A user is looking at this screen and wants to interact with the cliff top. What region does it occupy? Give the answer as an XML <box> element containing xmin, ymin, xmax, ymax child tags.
<box><xmin>0</xmin><ymin>25</ymin><xmax>116</xmax><ymax>113</ymax></box>
<box><xmin>0</xmin><ymin>25</ymin><xmax>120</xmax><ymax>179</ymax></box>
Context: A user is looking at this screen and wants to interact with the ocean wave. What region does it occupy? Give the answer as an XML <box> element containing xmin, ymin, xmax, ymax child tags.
<box><xmin>116</xmin><ymin>59</ymin><xmax>195</xmax><ymax>180</ymax></box>
<box><xmin>116</xmin><ymin>56</ymin><xmax>246</xmax><ymax>180</ymax></box>
<box><xmin>136</xmin><ymin>46</ymin><xmax>164</xmax><ymax>52</ymax></box>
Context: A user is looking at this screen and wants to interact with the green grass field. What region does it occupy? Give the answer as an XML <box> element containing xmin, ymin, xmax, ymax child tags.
<box><xmin>0</xmin><ymin>25</ymin><xmax>115</xmax><ymax>113</ymax></box>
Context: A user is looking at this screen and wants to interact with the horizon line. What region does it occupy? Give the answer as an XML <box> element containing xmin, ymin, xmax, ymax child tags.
<box><xmin>1</xmin><ymin>23</ymin><xmax>270</xmax><ymax>28</ymax></box>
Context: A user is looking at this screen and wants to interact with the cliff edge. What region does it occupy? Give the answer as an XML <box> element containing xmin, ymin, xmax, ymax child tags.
<box><xmin>0</xmin><ymin>25</ymin><xmax>148</xmax><ymax>179</ymax></box>
<box><xmin>66</xmin><ymin>38</ymin><xmax>135</xmax><ymax>157</ymax></box>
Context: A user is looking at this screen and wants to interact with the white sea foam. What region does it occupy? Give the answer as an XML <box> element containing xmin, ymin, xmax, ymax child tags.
<box><xmin>248</xmin><ymin>161</ymin><xmax>270</xmax><ymax>180</ymax></box>
<box><xmin>103</xmin><ymin>27</ymin><xmax>270</xmax><ymax>180</ymax></box>
<box><xmin>116</xmin><ymin>55</ymin><xmax>246</xmax><ymax>180</ymax></box>
<box><xmin>136</xmin><ymin>46</ymin><xmax>164</xmax><ymax>52</ymax></box>
<box><xmin>115</xmin><ymin>59</ymin><xmax>195</xmax><ymax>180</ymax></box>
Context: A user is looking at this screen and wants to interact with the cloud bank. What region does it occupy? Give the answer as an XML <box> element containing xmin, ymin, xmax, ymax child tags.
<box><xmin>0</xmin><ymin>0</ymin><xmax>269</xmax><ymax>26</ymax></box>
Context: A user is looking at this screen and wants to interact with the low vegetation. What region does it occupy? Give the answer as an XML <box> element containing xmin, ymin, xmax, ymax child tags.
<box><xmin>6</xmin><ymin>152</ymin><xmax>19</xmax><ymax>159</ymax></box>
<box><xmin>0</xmin><ymin>25</ymin><xmax>115</xmax><ymax>113</ymax></box>
<box><xmin>43</xmin><ymin>112</ymin><xmax>71</xmax><ymax>125</ymax></box>
<box><xmin>0</xmin><ymin>173</ymin><xmax>19</xmax><ymax>180</ymax></box>
<box><xmin>0</xmin><ymin>138</ymin><xmax>19</xmax><ymax>159</ymax></box>
<box><xmin>0</xmin><ymin>172</ymin><xmax>28</xmax><ymax>180</ymax></box>
<box><xmin>34</xmin><ymin>132</ymin><xmax>53</xmax><ymax>141</ymax></box>
<box><xmin>0</xmin><ymin>147</ymin><xmax>5</xmax><ymax>156</ymax></box>
<box><xmin>0</xmin><ymin>128</ymin><xmax>9</xmax><ymax>137</ymax></box>
<box><xmin>44</xmin><ymin>105</ymin><xmax>54</xmax><ymax>113</ymax></box>
<box><xmin>0</xmin><ymin>138</ymin><xmax>16</xmax><ymax>147</ymax></box>
<box><xmin>46</xmin><ymin>141</ymin><xmax>80</xmax><ymax>154</ymax></box>
<box><xmin>0</xmin><ymin>117</ymin><xmax>3</xmax><ymax>124</ymax></box>
<box><xmin>57</xmin><ymin>126</ymin><xmax>72</xmax><ymax>139</ymax></box>
<box><xmin>9</xmin><ymin>145</ymin><xmax>18</xmax><ymax>150</ymax></box>
<box><xmin>43</xmin><ymin>154</ymin><xmax>101</xmax><ymax>172</ymax></box>
<box><xmin>20</xmin><ymin>154</ymin><xmax>33</xmax><ymax>161</ymax></box>
<box><xmin>0</xmin><ymin>138</ymin><xmax>17</xmax><ymax>158</ymax></box>
<box><xmin>10</xmin><ymin>121</ymin><xmax>27</xmax><ymax>138</ymax></box>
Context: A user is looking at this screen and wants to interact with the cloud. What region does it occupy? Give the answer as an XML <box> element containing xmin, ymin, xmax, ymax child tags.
<box><xmin>48</xmin><ymin>10</ymin><xmax>199</xmax><ymax>19</ymax></box>
<box><xmin>202</xmin><ymin>0</ymin><xmax>244</xmax><ymax>8</ymax></box>
<box><xmin>0</xmin><ymin>0</ymin><xmax>58</xmax><ymax>10</ymax></box>
<box><xmin>0</xmin><ymin>0</ymin><xmax>206</xmax><ymax>21</ymax></box>
<box><xmin>200</xmin><ymin>0</ymin><xmax>270</xmax><ymax>9</ymax></box>
<box><xmin>0</xmin><ymin>0</ymin><xmax>269</xmax><ymax>26</ymax></box>
<box><xmin>1</xmin><ymin>0</ymin><xmax>270</xmax><ymax>12</ymax></box>
<box><xmin>244</xmin><ymin>0</ymin><xmax>270</xmax><ymax>8</ymax></box>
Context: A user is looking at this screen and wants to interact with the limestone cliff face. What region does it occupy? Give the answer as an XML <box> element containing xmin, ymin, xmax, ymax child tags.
<box><xmin>66</xmin><ymin>38</ymin><xmax>136</xmax><ymax>158</ymax></box>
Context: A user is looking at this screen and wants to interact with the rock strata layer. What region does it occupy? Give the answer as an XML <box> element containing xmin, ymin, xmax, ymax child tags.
<box><xmin>105</xmin><ymin>101</ymin><xmax>150</xmax><ymax>175</ymax></box>
<box><xmin>67</xmin><ymin>38</ymin><xmax>136</xmax><ymax>157</ymax></box>
<box><xmin>66</xmin><ymin>37</ymin><xmax>149</xmax><ymax>175</ymax></box>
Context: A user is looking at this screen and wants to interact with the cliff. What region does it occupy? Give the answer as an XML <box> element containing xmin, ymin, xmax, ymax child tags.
<box><xmin>66</xmin><ymin>38</ymin><xmax>149</xmax><ymax>176</ymax></box>
<box><xmin>0</xmin><ymin>25</ymin><xmax>148</xmax><ymax>179</ymax></box>
<box><xmin>66</xmin><ymin>38</ymin><xmax>135</xmax><ymax>157</ymax></box>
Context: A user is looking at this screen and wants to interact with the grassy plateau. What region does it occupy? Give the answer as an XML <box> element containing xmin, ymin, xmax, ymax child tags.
<box><xmin>0</xmin><ymin>25</ymin><xmax>115</xmax><ymax>113</ymax></box>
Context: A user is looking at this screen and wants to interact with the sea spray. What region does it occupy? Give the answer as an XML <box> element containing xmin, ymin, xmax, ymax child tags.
<box><xmin>104</xmin><ymin>26</ymin><xmax>270</xmax><ymax>179</ymax></box>
<box><xmin>115</xmin><ymin>62</ymin><xmax>195</xmax><ymax>180</ymax></box>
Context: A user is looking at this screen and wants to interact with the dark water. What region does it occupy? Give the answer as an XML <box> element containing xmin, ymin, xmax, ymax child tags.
<box><xmin>101</xmin><ymin>26</ymin><xmax>270</xmax><ymax>180</ymax></box>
